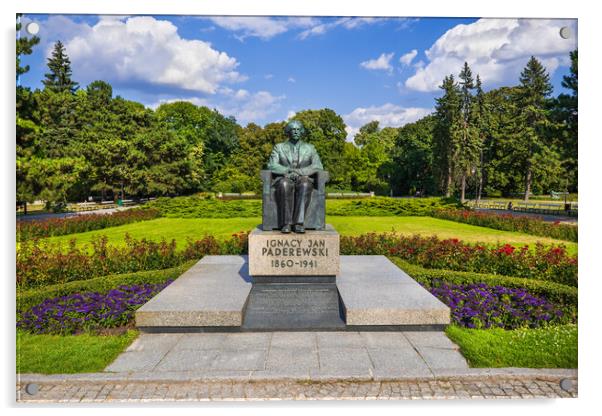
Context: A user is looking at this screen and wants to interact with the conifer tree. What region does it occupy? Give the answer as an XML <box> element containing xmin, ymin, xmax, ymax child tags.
<box><xmin>43</xmin><ymin>40</ymin><xmax>79</xmax><ymax>93</ymax></box>
<box><xmin>516</xmin><ymin>56</ymin><xmax>554</xmax><ymax>201</ymax></box>
<box><xmin>457</xmin><ymin>62</ymin><xmax>480</xmax><ymax>202</ymax></box>
<box><xmin>433</xmin><ymin>75</ymin><xmax>463</xmax><ymax>197</ymax></box>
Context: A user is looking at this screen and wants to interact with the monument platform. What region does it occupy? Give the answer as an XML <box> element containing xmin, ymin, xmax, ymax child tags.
<box><xmin>136</xmin><ymin>255</ymin><xmax>450</xmax><ymax>332</ymax></box>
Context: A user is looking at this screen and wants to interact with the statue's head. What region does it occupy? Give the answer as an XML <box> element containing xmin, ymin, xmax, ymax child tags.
<box><xmin>284</xmin><ymin>120</ymin><xmax>305</xmax><ymax>142</ymax></box>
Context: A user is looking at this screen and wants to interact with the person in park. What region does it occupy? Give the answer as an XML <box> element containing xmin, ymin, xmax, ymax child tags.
<box><xmin>267</xmin><ymin>120</ymin><xmax>324</xmax><ymax>234</ymax></box>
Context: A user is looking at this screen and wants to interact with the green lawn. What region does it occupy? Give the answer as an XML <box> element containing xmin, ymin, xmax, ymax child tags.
<box><xmin>16</xmin><ymin>330</ymin><xmax>138</xmax><ymax>374</ymax></box>
<box><xmin>446</xmin><ymin>324</ymin><xmax>577</xmax><ymax>368</ymax></box>
<box><xmin>41</xmin><ymin>216</ymin><xmax>577</xmax><ymax>254</ymax></box>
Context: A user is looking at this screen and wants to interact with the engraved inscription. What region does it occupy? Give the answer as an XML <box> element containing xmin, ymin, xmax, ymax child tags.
<box><xmin>249</xmin><ymin>287</ymin><xmax>338</xmax><ymax>314</ymax></box>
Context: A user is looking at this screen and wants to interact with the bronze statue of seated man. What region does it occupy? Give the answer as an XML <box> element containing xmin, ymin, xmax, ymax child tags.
<box><xmin>267</xmin><ymin>120</ymin><xmax>324</xmax><ymax>233</ymax></box>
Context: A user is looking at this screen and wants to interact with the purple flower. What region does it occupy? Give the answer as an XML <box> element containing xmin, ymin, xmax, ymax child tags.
<box><xmin>17</xmin><ymin>280</ymin><xmax>173</xmax><ymax>334</ymax></box>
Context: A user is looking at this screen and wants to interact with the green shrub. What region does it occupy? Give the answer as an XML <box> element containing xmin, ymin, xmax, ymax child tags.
<box><xmin>432</xmin><ymin>209</ymin><xmax>577</xmax><ymax>242</ymax></box>
<box><xmin>326</xmin><ymin>197</ymin><xmax>463</xmax><ymax>216</ymax></box>
<box><xmin>391</xmin><ymin>258</ymin><xmax>577</xmax><ymax>308</ymax></box>
<box><xmin>17</xmin><ymin>261</ymin><xmax>196</xmax><ymax>314</ymax></box>
<box><xmin>146</xmin><ymin>195</ymin><xmax>463</xmax><ymax>218</ymax></box>
<box><xmin>146</xmin><ymin>196</ymin><xmax>262</xmax><ymax>218</ymax></box>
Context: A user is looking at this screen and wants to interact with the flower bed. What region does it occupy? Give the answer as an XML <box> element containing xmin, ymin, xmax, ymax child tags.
<box><xmin>18</xmin><ymin>231</ymin><xmax>576</xmax><ymax>289</ymax></box>
<box><xmin>17</xmin><ymin>232</ymin><xmax>248</xmax><ymax>289</ymax></box>
<box><xmin>17</xmin><ymin>281</ymin><xmax>172</xmax><ymax>335</ymax></box>
<box><xmin>427</xmin><ymin>281</ymin><xmax>568</xmax><ymax>329</ymax></box>
<box><xmin>432</xmin><ymin>209</ymin><xmax>577</xmax><ymax>242</ymax></box>
<box><xmin>17</xmin><ymin>208</ymin><xmax>162</xmax><ymax>241</ymax></box>
<box><xmin>341</xmin><ymin>233</ymin><xmax>577</xmax><ymax>286</ymax></box>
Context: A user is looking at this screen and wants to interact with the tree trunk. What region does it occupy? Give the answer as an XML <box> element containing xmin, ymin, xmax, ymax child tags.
<box><xmin>524</xmin><ymin>168</ymin><xmax>532</xmax><ymax>202</ymax></box>
<box><xmin>476</xmin><ymin>149</ymin><xmax>484</xmax><ymax>204</ymax></box>
<box><xmin>460</xmin><ymin>173</ymin><xmax>466</xmax><ymax>203</ymax></box>
<box><xmin>445</xmin><ymin>163</ymin><xmax>452</xmax><ymax>197</ymax></box>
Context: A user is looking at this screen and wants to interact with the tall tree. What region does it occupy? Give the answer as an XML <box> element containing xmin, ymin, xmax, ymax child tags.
<box><xmin>17</xmin><ymin>14</ymin><xmax>41</xmax><ymax>210</ymax></box>
<box><xmin>292</xmin><ymin>109</ymin><xmax>347</xmax><ymax>187</ymax></box>
<box><xmin>433</xmin><ymin>75</ymin><xmax>463</xmax><ymax>197</ymax></box>
<box><xmin>16</xmin><ymin>14</ymin><xmax>40</xmax><ymax>80</ymax></box>
<box><xmin>473</xmin><ymin>75</ymin><xmax>488</xmax><ymax>201</ymax></box>
<box><xmin>550</xmin><ymin>50</ymin><xmax>578</xmax><ymax>192</ymax></box>
<box><xmin>392</xmin><ymin>115</ymin><xmax>436</xmax><ymax>196</ymax></box>
<box><xmin>43</xmin><ymin>41</ymin><xmax>79</xmax><ymax>93</ymax></box>
<box><xmin>516</xmin><ymin>56</ymin><xmax>555</xmax><ymax>201</ymax></box>
<box><xmin>457</xmin><ymin>62</ymin><xmax>481</xmax><ymax>202</ymax></box>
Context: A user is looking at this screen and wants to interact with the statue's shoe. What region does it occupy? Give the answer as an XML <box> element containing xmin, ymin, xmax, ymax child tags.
<box><xmin>281</xmin><ymin>224</ymin><xmax>292</xmax><ymax>233</ymax></box>
<box><xmin>294</xmin><ymin>224</ymin><xmax>305</xmax><ymax>233</ymax></box>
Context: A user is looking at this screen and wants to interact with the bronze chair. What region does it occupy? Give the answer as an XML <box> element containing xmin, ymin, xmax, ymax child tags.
<box><xmin>260</xmin><ymin>170</ymin><xmax>329</xmax><ymax>231</ymax></box>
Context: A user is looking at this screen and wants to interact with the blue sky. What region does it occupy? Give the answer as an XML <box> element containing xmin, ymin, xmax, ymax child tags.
<box><xmin>18</xmin><ymin>15</ymin><xmax>577</xmax><ymax>139</ymax></box>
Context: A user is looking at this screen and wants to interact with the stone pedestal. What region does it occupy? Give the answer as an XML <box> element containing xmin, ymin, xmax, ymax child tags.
<box><xmin>243</xmin><ymin>225</ymin><xmax>344</xmax><ymax>330</ymax></box>
<box><xmin>248</xmin><ymin>224</ymin><xmax>339</xmax><ymax>278</ymax></box>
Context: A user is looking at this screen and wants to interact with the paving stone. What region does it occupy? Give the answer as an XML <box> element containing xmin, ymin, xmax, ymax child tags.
<box><xmin>173</xmin><ymin>334</ymin><xmax>227</xmax><ymax>351</ymax></box>
<box><xmin>126</xmin><ymin>334</ymin><xmax>183</xmax><ymax>353</ymax></box>
<box><xmin>417</xmin><ymin>347</ymin><xmax>469</xmax><ymax>369</ymax></box>
<box><xmin>360</xmin><ymin>332</ymin><xmax>413</xmax><ymax>349</ymax></box>
<box><xmin>154</xmin><ymin>349</ymin><xmax>218</xmax><ymax>372</ymax></box>
<box><xmin>403</xmin><ymin>331</ymin><xmax>459</xmax><ymax>349</ymax></box>
<box><xmin>221</xmin><ymin>333</ymin><xmax>272</xmax><ymax>350</ymax></box>
<box><xmin>316</xmin><ymin>332</ymin><xmax>364</xmax><ymax>349</ymax></box>
<box><xmin>105</xmin><ymin>350</ymin><xmax>167</xmax><ymax>372</ymax></box>
<box><xmin>211</xmin><ymin>349</ymin><xmax>267</xmax><ymax>371</ymax></box>
<box><xmin>270</xmin><ymin>332</ymin><xmax>317</xmax><ymax>349</ymax></box>
<box><xmin>317</xmin><ymin>347</ymin><xmax>372</xmax><ymax>371</ymax></box>
<box><xmin>368</xmin><ymin>348</ymin><xmax>433</xmax><ymax>379</ymax></box>
<box><xmin>266</xmin><ymin>347</ymin><xmax>319</xmax><ymax>370</ymax></box>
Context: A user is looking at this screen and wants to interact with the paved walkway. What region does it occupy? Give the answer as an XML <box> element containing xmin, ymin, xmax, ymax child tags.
<box><xmin>16</xmin><ymin>331</ymin><xmax>578</xmax><ymax>401</ymax></box>
<box><xmin>105</xmin><ymin>332</ymin><xmax>469</xmax><ymax>378</ymax></box>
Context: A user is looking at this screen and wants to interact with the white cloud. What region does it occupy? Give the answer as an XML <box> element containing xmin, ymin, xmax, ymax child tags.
<box><xmin>264</xmin><ymin>73</ymin><xmax>274</xmax><ymax>80</ymax></box>
<box><xmin>399</xmin><ymin>49</ymin><xmax>418</xmax><ymax>66</ymax></box>
<box><xmin>207</xmin><ymin>16</ymin><xmax>318</xmax><ymax>40</ymax></box>
<box><xmin>151</xmin><ymin>89</ymin><xmax>285</xmax><ymax>125</ymax></box>
<box><xmin>343</xmin><ymin>104</ymin><xmax>433</xmax><ymax>140</ymax></box>
<box><xmin>59</xmin><ymin>16</ymin><xmax>246</xmax><ymax>94</ymax></box>
<box><xmin>360</xmin><ymin>52</ymin><xmax>395</xmax><ymax>73</ymax></box>
<box><xmin>405</xmin><ymin>18</ymin><xmax>578</xmax><ymax>92</ymax></box>
<box><xmin>297</xmin><ymin>17</ymin><xmax>383</xmax><ymax>40</ymax></box>
<box><xmin>287</xmin><ymin>77</ymin><xmax>296</xmax><ymax>83</ymax></box>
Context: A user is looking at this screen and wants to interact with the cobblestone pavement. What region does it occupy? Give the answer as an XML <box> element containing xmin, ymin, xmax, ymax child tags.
<box><xmin>16</xmin><ymin>374</ymin><xmax>577</xmax><ymax>402</ymax></box>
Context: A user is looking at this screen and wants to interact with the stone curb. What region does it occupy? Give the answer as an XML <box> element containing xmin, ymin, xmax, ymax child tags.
<box><xmin>17</xmin><ymin>368</ymin><xmax>577</xmax><ymax>384</ymax></box>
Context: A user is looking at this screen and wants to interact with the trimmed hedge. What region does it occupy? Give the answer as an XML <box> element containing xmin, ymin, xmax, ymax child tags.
<box><xmin>391</xmin><ymin>258</ymin><xmax>577</xmax><ymax>308</ymax></box>
<box><xmin>17</xmin><ymin>261</ymin><xmax>196</xmax><ymax>314</ymax></box>
<box><xmin>326</xmin><ymin>197</ymin><xmax>463</xmax><ymax>216</ymax></box>
<box><xmin>432</xmin><ymin>208</ymin><xmax>577</xmax><ymax>242</ymax></box>
<box><xmin>146</xmin><ymin>195</ymin><xmax>463</xmax><ymax>218</ymax></box>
